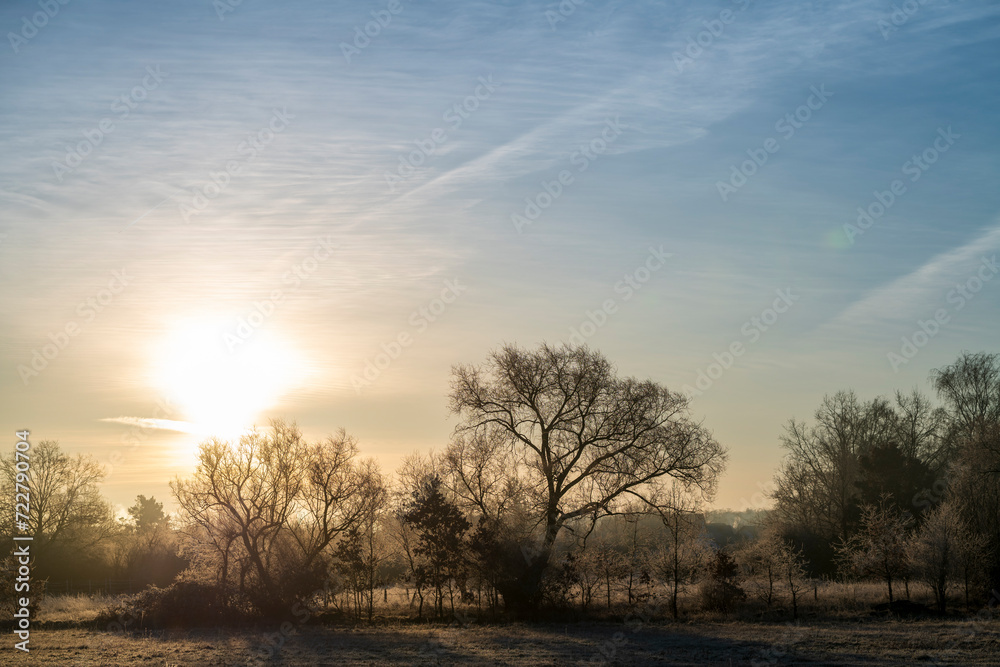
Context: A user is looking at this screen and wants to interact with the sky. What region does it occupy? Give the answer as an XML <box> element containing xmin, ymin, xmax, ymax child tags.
<box><xmin>2</xmin><ymin>0</ymin><xmax>999</xmax><ymax>515</ymax></box>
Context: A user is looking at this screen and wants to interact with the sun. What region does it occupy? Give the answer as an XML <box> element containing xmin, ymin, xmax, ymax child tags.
<box><xmin>152</xmin><ymin>318</ymin><xmax>303</xmax><ymax>441</ymax></box>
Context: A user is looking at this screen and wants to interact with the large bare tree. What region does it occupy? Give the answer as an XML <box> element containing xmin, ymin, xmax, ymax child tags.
<box><xmin>447</xmin><ymin>343</ymin><xmax>726</xmax><ymax>610</ymax></box>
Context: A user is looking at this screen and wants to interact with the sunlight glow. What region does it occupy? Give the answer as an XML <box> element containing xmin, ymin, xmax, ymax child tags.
<box><xmin>152</xmin><ymin>318</ymin><xmax>304</xmax><ymax>444</ymax></box>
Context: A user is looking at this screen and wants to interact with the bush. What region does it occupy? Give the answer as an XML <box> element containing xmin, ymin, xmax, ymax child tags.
<box><xmin>700</xmin><ymin>579</ymin><xmax>747</xmax><ymax>612</ymax></box>
<box><xmin>97</xmin><ymin>581</ymin><xmax>248</xmax><ymax>629</ymax></box>
<box><xmin>700</xmin><ymin>551</ymin><xmax>746</xmax><ymax>612</ymax></box>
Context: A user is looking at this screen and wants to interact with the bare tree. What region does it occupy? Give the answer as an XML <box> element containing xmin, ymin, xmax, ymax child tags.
<box><xmin>780</xmin><ymin>540</ymin><xmax>808</xmax><ymax>621</ymax></box>
<box><xmin>172</xmin><ymin>420</ymin><xmax>383</xmax><ymax>614</ymax></box>
<box><xmin>651</xmin><ymin>483</ymin><xmax>710</xmax><ymax>619</ymax></box>
<box><xmin>772</xmin><ymin>391</ymin><xmax>898</xmax><ymax>546</ymax></box>
<box><xmin>0</xmin><ymin>440</ymin><xmax>113</xmax><ymax>571</ymax></box>
<box><xmin>838</xmin><ymin>495</ymin><xmax>912</xmax><ymax>604</ymax></box>
<box><xmin>932</xmin><ymin>351</ymin><xmax>1000</xmax><ymax>441</ymax></box>
<box><xmin>892</xmin><ymin>389</ymin><xmax>950</xmax><ymax>470</ymax></box>
<box><xmin>909</xmin><ymin>501</ymin><xmax>968</xmax><ymax>613</ymax></box>
<box><xmin>735</xmin><ymin>527</ymin><xmax>783</xmax><ymax>609</ymax></box>
<box><xmin>334</xmin><ymin>498</ymin><xmax>390</xmax><ymax>623</ymax></box>
<box><xmin>932</xmin><ymin>352</ymin><xmax>1000</xmax><ymax>598</ymax></box>
<box><xmin>736</xmin><ymin>524</ymin><xmax>808</xmax><ymax>618</ymax></box>
<box><xmin>448</xmin><ymin>344</ymin><xmax>726</xmax><ymax>611</ymax></box>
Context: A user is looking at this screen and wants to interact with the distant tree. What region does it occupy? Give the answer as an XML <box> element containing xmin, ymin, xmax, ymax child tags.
<box><xmin>402</xmin><ymin>476</ymin><xmax>470</xmax><ymax>619</ymax></box>
<box><xmin>0</xmin><ymin>441</ymin><xmax>114</xmax><ymax>576</ymax></box>
<box><xmin>570</xmin><ymin>545</ymin><xmax>603</xmax><ymax>613</ymax></box>
<box><xmin>444</xmin><ymin>431</ymin><xmax>535</xmax><ymax>613</ymax></box>
<box><xmin>700</xmin><ymin>549</ymin><xmax>746</xmax><ymax>613</ymax></box>
<box><xmin>128</xmin><ymin>495</ymin><xmax>167</xmax><ymax>531</ymax></box>
<box><xmin>838</xmin><ymin>495</ymin><xmax>912</xmax><ymax>604</ymax></box>
<box><xmin>620</xmin><ymin>511</ymin><xmax>656</xmax><ymax>606</ymax></box>
<box><xmin>449</xmin><ymin>343</ymin><xmax>726</xmax><ymax>611</ymax></box>
<box><xmin>852</xmin><ymin>443</ymin><xmax>935</xmax><ymax>525</ymax></box>
<box><xmin>932</xmin><ymin>352</ymin><xmax>1000</xmax><ymax>440</ymax></box>
<box><xmin>779</xmin><ymin>540</ymin><xmax>808</xmax><ymax>621</ymax></box>
<box><xmin>595</xmin><ymin>540</ymin><xmax>627</xmax><ymax>610</ymax></box>
<box><xmin>891</xmin><ymin>389</ymin><xmax>951</xmax><ymax>471</ymax></box>
<box><xmin>575</xmin><ymin>525</ymin><xmax>630</xmax><ymax>612</ymax></box>
<box><xmin>735</xmin><ymin>522</ymin><xmax>810</xmax><ymax>617</ymax></box>
<box><xmin>909</xmin><ymin>501</ymin><xmax>968</xmax><ymax>613</ymax></box>
<box><xmin>735</xmin><ymin>527</ymin><xmax>783</xmax><ymax>609</ymax></box>
<box><xmin>334</xmin><ymin>472</ymin><xmax>388</xmax><ymax>622</ymax></box>
<box><xmin>652</xmin><ymin>484</ymin><xmax>710</xmax><ymax>619</ymax></box>
<box><xmin>932</xmin><ymin>352</ymin><xmax>1000</xmax><ymax>598</ymax></box>
<box><xmin>114</xmin><ymin>495</ymin><xmax>184</xmax><ymax>589</ymax></box>
<box><xmin>772</xmin><ymin>391</ymin><xmax>898</xmax><ymax>546</ymax></box>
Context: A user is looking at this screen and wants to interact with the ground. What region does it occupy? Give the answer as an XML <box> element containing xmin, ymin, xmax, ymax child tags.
<box><xmin>10</xmin><ymin>619</ymin><xmax>999</xmax><ymax>666</ymax></box>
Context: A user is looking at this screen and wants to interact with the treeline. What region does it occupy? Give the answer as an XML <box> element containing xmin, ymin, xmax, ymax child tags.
<box><xmin>1</xmin><ymin>345</ymin><xmax>997</xmax><ymax>626</ymax></box>
<box><xmin>770</xmin><ymin>351</ymin><xmax>1000</xmax><ymax>612</ymax></box>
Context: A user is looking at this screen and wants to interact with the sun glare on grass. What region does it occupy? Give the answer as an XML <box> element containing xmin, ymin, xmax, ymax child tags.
<box><xmin>152</xmin><ymin>318</ymin><xmax>304</xmax><ymax>446</ymax></box>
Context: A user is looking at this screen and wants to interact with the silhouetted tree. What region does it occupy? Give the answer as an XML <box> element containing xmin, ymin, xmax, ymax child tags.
<box><xmin>852</xmin><ymin>443</ymin><xmax>934</xmax><ymax>526</ymax></box>
<box><xmin>932</xmin><ymin>352</ymin><xmax>1000</xmax><ymax>599</ymax></box>
<box><xmin>772</xmin><ymin>391</ymin><xmax>898</xmax><ymax>546</ymax></box>
<box><xmin>449</xmin><ymin>343</ymin><xmax>726</xmax><ymax>611</ymax></box>
<box><xmin>0</xmin><ymin>441</ymin><xmax>114</xmax><ymax>581</ymax></box>
<box><xmin>172</xmin><ymin>421</ymin><xmax>384</xmax><ymax>616</ymax></box>
<box><xmin>910</xmin><ymin>501</ymin><xmax>968</xmax><ymax>613</ymax></box>
<box><xmin>403</xmin><ymin>476</ymin><xmax>470</xmax><ymax>619</ymax></box>
<box><xmin>114</xmin><ymin>495</ymin><xmax>184</xmax><ymax>589</ymax></box>
<box><xmin>653</xmin><ymin>484</ymin><xmax>709</xmax><ymax>619</ymax></box>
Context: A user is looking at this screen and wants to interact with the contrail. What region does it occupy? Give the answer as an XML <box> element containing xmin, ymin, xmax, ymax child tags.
<box><xmin>121</xmin><ymin>195</ymin><xmax>174</xmax><ymax>231</ymax></box>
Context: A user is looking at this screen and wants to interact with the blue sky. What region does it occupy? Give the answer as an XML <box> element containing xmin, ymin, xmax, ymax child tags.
<box><xmin>2</xmin><ymin>0</ymin><xmax>999</xmax><ymax>512</ymax></box>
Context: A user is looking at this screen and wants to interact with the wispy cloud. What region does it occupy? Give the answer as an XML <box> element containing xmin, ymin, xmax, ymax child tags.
<box><xmin>100</xmin><ymin>416</ymin><xmax>207</xmax><ymax>435</ymax></box>
<box><xmin>819</xmin><ymin>222</ymin><xmax>1000</xmax><ymax>335</ymax></box>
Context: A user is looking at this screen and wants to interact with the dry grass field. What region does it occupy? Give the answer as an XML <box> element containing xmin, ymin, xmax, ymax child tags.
<box><xmin>11</xmin><ymin>618</ymin><xmax>999</xmax><ymax>666</ymax></box>
<box><xmin>8</xmin><ymin>585</ymin><xmax>996</xmax><ymax>666</ymax></box>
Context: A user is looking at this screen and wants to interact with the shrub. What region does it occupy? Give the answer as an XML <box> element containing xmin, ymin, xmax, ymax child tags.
<box><xmin>700</xmin><ymin>551</ymin><xmax>746</xmax><ymax>612</ymax></box>
<box><xmin>97</xmin><ymin>581</ymin><xmax>247</xmax><ymax>629</ymax></box>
